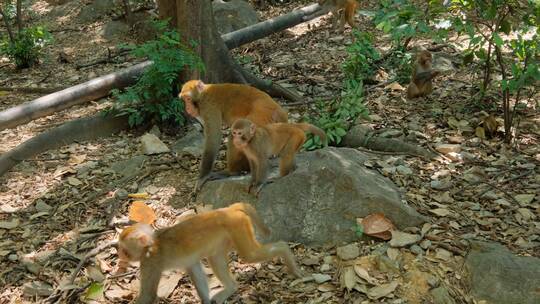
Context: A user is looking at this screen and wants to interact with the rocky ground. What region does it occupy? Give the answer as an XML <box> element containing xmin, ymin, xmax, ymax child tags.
<box><xmin>0</xmin><ymin>0</ymin><xmax>538</xmax><ymax>303</ymax></box>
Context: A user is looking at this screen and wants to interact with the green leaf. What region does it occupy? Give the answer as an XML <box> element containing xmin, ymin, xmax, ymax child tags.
<box><xmin>493</xmin><ymin>33</ymin><xmax>504</xmax><ymax>47</ymax></box>
<box><xmin>85</xmin><ymin>282</ymin><xmax>104</xmax><ymax>301</ymax></box>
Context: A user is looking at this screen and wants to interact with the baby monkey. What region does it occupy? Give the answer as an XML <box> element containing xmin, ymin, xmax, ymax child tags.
<box><xmin>117</xmin><ymin>202</ymin><xmax>303</xmax><ymax>304</ymax></box>
<box><xmin>231</xmin><ymin>118</ymin><xmax>327</xmax><ymax>195</ymax></box>
<box><xmin>318</xmin><ymin>0</ymin><xmax>359</xmax><ymax>31</ymax></box>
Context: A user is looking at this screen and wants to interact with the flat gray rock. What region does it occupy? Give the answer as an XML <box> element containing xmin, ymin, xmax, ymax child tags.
<box><xmin>465</xmin><ymin>241</ymin><xmax>540</xmax><ymax>304</ymax></box>
<box><xmin>198</xmin><ymin>147</ymin><xmax>427</xmax><ymax>245</ymax></box>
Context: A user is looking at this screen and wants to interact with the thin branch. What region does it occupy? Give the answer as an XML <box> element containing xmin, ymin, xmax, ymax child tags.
<box><xmin>0</xmin><ymin>6</ymin><xmax>15</xmax><ymax>43</ymax></box>
<box><xmin>16</xmin><ymin>0</ymin><xmax>22</xmax><ymax>32</ymax></box>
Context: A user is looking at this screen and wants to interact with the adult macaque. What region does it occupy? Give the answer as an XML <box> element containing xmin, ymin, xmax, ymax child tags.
<box><xmin>318</xmin><ymin>0</ymin><xmax>359</xmax><ymax>31</ymax></box>
<box><xmin>406</xmin><ymin>50</ymin><xmax>441</xmax><ymax>99</ymax></box>
<box><xmin>231</xmin><ymin>118</ymin><xmax>327</xmax><ymax>195</ymax></box>
<box><xmin>117</xmin><ymin>202</ymin><xmax>303</xmax><ymax>304</ymax></box>
<box><xmin>179</xmin><ymin>80</ymin><xmax>288</xmax><ymax>192</ymax></box>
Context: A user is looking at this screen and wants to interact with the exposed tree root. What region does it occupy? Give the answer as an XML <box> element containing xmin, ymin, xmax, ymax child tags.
<box><xmin>0</xmin><ymin>113</ymin><xmax>129</xmax><ymax>177</ymax></box>
<box><xmin>342</xmin><ymin>125</ymin><xmax>436</xmax><ymax>159</ymax></box>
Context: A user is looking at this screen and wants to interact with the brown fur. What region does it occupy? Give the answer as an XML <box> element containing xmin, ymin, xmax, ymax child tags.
<box><xmin>231</xmin><ymin>118</ymin><xmax>327</xmax><ymax>195</ymax></box>
<box><xmin>179</xmin><ymin>80</ymin><xmax>288</xmax><ymax>191</ymax></box>
<box><xmin>406</xmin><ymin>50</ymin><xmax>440</xmax><ymax>99</ymax></box>
<box><xmin>118</xmin><ymin>202</ymin><xmax>302</xmax><ymax>304</ymax></box>
<box><xmin>318</xmin><ymin>0</ymin><xmax>359</xmax><ymax>30</ymax></box>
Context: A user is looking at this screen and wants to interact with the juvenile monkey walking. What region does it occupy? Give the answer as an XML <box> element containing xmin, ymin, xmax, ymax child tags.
<box><xmin>117</xmin><ymin>202</ymin><xmax>303</xmax><ymax>304</ymax></box>
<box><xmin>179</xmin><ymin>80</ymin><xmax>288</xmax><ymax>192</ymax></box>
<box><xmin>231</xmin><ymin>118</ymin><xmax>327</xmax><ymax>195</ymax></box>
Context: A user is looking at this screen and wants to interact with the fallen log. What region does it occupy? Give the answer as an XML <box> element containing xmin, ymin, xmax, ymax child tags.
<box><xmin>222</xmin><ymin>3</ymin><xmax>322</xmax><ymax>49</ymax></box>
<box><xmin>0</xmin><ymin>113</ymin><xmax>129</xmax><ymax>176</ymax></box>
<box><xmin>0</xmin><ymin>3</ymin><xmax>324</xmax><ymax>131</ymax></box>
<box><xmin>0</xmin><ymin>61</ymin><xmax>151</xmax><ymax>131</ymax></box>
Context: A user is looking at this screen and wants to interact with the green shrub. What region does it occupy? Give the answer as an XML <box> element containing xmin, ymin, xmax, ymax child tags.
<box><xmin>0</xmin><ymin>26</ymin><xmax>52</xmax><ymax>68</ymax></box>
<box><xmin>109</xmin><ymin>21</ymin><xmax>204</xmax><ymax>127</ymax></box>
<box><xmin>304</xmin><ymin>30</ymin><xmax>372</xmax><ymax>150</ymax></box>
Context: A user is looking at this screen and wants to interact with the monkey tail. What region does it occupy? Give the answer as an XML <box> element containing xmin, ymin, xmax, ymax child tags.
<box><xmin>230</xmin><ymin>202</ymin><xmax>271</xmax><ymax>236</ymax></box>
<box><xmin>294</xmin><ymin>123</ymin><xmax>327</xmax><ymax>145</ymax></box>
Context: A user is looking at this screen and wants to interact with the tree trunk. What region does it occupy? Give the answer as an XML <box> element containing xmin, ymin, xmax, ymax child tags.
<box><xmin>183</xmin><ymin>0</ymin><xmax>245</xmax><ymax>83</ymax></box>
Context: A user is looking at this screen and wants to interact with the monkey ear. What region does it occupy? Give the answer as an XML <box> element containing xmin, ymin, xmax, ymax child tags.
<box><xmin>250</xmin><ymin>124</ymin><xmax>256</xmax><ymax>135</ymax></box>
<box><xmin>196</xmin><ymin>80</ymin><xmax>206</xmax><ymax>93</ymax></box>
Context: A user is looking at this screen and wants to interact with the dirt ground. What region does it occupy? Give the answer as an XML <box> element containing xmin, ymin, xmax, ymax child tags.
<box><xmin>0</xmin><ymin>0</ymin><xmax>538</xmax><ymax>303</ymax></box>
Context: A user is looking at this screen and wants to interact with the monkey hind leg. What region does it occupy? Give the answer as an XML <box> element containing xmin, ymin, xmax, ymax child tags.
<box><xmin>208</xmin><ymin>253</ymin><xmax>237</xmax><ymax>304</ymax></box>
<box><xmin>230</xmin><ymin>219</ymin><xmax>303</xmax><ymax>278</ymax></box>
<box><xmin>242</xmin><ymin>241</ymin><xmax>303</xmax><ymax>278</ymax></box>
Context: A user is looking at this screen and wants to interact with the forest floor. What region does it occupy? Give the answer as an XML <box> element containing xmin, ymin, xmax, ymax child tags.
<box><xmin>0</xmin><ymin>0</ymin><xmax>538</xmax><ymax>303</ymax></box>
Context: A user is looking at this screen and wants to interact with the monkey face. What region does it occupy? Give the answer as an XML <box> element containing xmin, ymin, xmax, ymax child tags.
<box><xmin>232</xmin><ymin>129</ymin><xmax>249</xmax><ymax>149</ymax></box>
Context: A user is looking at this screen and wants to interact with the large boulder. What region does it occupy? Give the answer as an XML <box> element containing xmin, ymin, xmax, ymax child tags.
<box><xmin>198</xmin><ymin>147</ymin><xmax>427</xmax><ymax>245</ymax></box>
<box><xmin>213</xmin><ymin>0</ymin><xmax>259</xmax><ymax>34</ymax></box>
<box><xmin>465</xmin><ymin>241</ymin><xmax>540</xmax><ymax>304</ymax></box>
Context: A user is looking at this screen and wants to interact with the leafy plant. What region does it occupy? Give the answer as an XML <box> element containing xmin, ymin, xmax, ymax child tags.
<box><xmin>0</xmin><ymin>26</ymin><xmax>51</xmax><ymax>68</ymax></box>
<box><xmin>446</xmin><ymin>0</ymin><xmax>539</xmax><ymax>142</ymax></box>
<box><xmin>342</xmin><ymin>31</ymin><xmax>381</xmax><ymax>81</ymax></box>
<box><xmin>109</xmin><ymin>20</ymin><xmax>204</xmax><ymax>127</ymax></box>
<box><xmin>304</xmin><ymin>33</ymin><xmax>371</xmax><ymax>150</ymax></box>
<box><xmin>371</xmin><ymin>0</ymin><xmax>449</xmax><ymax>48</ymax></box>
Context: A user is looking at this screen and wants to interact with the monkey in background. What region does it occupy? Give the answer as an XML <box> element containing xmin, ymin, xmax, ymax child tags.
<box><xmin>117</xmin><ymin>202</ymin><xmax>303</xmax><ymax>304</ymax></box>
<box><xmin>318</xmin><ymin>0</ymin><xmax>359</xmax><ymax>31</ymax></box>
<box><xmin>179</xmin><ymin>80</ymin><xmax>288</xmax><ymax>192</ymax></box>
<box><xmin>407</xmin><ymin>50</ymin><xmax>441</xmax><ymax>99</ymax></box>
<box><xmin>231</xmin><ymin>118</ymin><xmax>326</xmax><ymax>195</ymax></box>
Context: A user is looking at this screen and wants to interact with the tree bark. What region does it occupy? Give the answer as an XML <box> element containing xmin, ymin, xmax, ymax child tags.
<box><xmin>174</xmin><ymin>0</ymin><xmax>245</xmax><ymax>83</ymax></box>
<box><xmin>0</xmin><ymin>61</ymin><xmax>151</xmax><ymax>130</ymax></box>
<box><xmin>0</xmin><ymin>113</ymin><xmax>129</xmax><ymax>176</ymax></box>
<box><xmin>0</xmin><ymin>6</ymin><xmax>15</xmax><ymax>42</ymax></box>
<box><xmin>222</xmin><ymin>3</ymin><xmax>320</xmax><ymax>49</ymax></box>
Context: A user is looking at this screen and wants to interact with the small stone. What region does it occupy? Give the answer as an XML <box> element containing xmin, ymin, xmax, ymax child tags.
<box><xmin>23</xmin><ymin>281</ymin><xmax>53</xmax><ymax>297</ymax></box>
<box><xmin>381</xmin><ymin>166</ymin><xmax>397</xmax><ymax>175</ymax></box>
<box><xmin>435</xmin><ymin>144</ymin><xmax>461</xmax><ymax>154</ymax></box>
<box><xmin>430</xmin><ymin>180</ymin><xmax>453</xmax><ymax>190</ymax></box>
<box><xmin>302</xmin><ymin>257</ymin><xmax>319</xmax><ymax>266</ymax></box>
<box><xmin>396</xmin><ymin>165</ymin><xmax>413</xmax><ymax>175</ymax></box>
<box><xmin>312</xmin><ymin>273</ymin><xmax>332</xmax><ymax>283</ymax></box>
<box><xmin>149</xmin><ymin>125</ymin><xmax>161</xmax><ymax>137</ymax></box>
<box><xmin>23</xmin><ymin>261</ymin><xmax>41</xmax><ymax>275</ymax></box>
<box><xmin>140</xmin><ymin>133</ymin><xmax>170</xmax><ymax>155</ymax></box>
<box><xmin>320</xmin><ymin>264</ymin><xmax>331</xmax><ymax>272</ymax></box>
<box><xmin>8</xmin><ymin>253</ymin><xmax>18</xmax><ymax>261</ymax></box>
<box><xmin>336</xmin><ymin>243</ymin><xmax>360</xmax><ymax>260</ymax></box>
<box><xmin>389</xmin><ymin>230</ymin><xmax>420</xmax><ymax>247</ymax></box>
<box><xmin>446</xmin><ymin>135</ymin><xmax>464</xmax><ymax>144</ymax></box>
<box><xmin>35</xmin><ymin>201</ymin><xmax>52</xmax><ymax>212</ymax></box>
<box><xmin>435</xmin><ymin>248</ymin><xmax>453</xmax><ymax>261</ymax></box>
<box><xmin>426</xmin><ymin>274</ymin><xmax>439</xmax><ymax>288</ymax></box>
<box><xmin>114</xmin><ymin>189</ymin><xmax>129</xmax><ymax>199</ymax></box>
<box><xmin>430</xmin><ymin>286</ymin><xmax>455</xmax><ymax>304</ymax></box>
<box><xmin>410</xmin><ymin>245</ymin><xmax>424</xmax><ymax>255</ymax></box>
